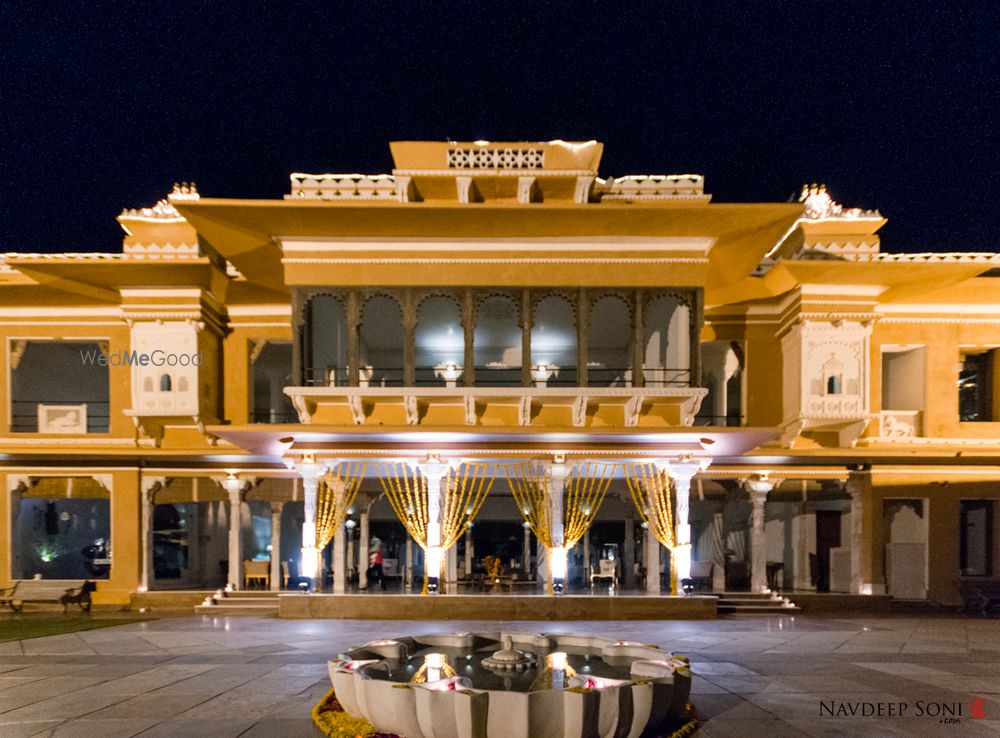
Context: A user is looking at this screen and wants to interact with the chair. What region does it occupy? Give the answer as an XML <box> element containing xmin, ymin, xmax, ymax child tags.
<box><xmin>243</xmin><ymin>560</ymin><xmax>269</xmax><ymax>589</ymax></box>
<box><xmin>590</xmin><ymin>559</ymin><xmax>619</xmax><ymax>589</ymax></box>
<box><xmin>689</xmin><ymin>561</ymin><xmax>713</xmax><ymax>591</ymax></box>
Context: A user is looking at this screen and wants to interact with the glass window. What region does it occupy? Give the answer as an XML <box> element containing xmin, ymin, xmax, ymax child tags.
<box><xmin>960</xmin><ymin>351</ymin><xmax>994</xmax><ymax>422</ymax></box>
<box><xmin>961</xmin><ymin>500</ymin><xmax>994</xmax><ymax>576</ymax></box>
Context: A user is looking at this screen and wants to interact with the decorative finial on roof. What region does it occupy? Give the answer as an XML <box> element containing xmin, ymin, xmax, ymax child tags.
<box><xmin>799</xmin><ymin>183</ymin><xmax>863</xmax><ymax>219</ymax></box>
<box><xmin>169</xmin><ymin>182</ymin><xmax>200</xmax><ymax>201</ymax></box>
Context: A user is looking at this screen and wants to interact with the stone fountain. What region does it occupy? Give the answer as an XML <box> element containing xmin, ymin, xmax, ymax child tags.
<box><xmin>328</xmin><ymin>632</ymin><xmax>692</xmax><ymax>738</ymax></box>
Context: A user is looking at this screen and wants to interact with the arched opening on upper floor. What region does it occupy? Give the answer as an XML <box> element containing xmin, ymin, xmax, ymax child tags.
<box><xmin>643</xmin><ymin>295</ymin><xmax>691</xmax><ymax>387</ymax></box>
<box><xmin>474</xmin><ymin>294</ymin><xmax>522</xmax><ymax>386</ymax></box>
<box><xmin>588</xmin><ymin>295</ymin><xmax>633</xmax><ymax>386</ymax></box>
<box><xmin>415</xmin><ymin>295</ymin><xmax>464</xmax><ymax>386</ymax></box>
<box><xmin>531</xmin><ymin>295</ymin><xmax>576</xmax><ymax>386</ymax></box>
<box><xmin>360</xmin><ymin>295</ymin><xmax>405</xmax><ymax>387</ymax></box>
<box><xmin>304</xmin><ymin>295</ymin><xmax>348</xmax><ymax>386</ymax></box>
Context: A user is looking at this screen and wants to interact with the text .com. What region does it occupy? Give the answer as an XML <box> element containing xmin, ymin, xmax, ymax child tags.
<box><xmin>80</xmin><ymin>349</ymin><xmax>203</xmax><ymax>367</ymax></box>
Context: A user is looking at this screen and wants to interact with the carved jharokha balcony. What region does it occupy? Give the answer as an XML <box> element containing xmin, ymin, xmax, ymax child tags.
<box><xmin>284</xmin><ymin>385</ymin><xmax>708</xmax><ymax>428</ymax></box>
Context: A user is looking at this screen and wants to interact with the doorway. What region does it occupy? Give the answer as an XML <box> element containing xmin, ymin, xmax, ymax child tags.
<box><xmin>815</xmin><ymin>510</ymin><xmax>842</xmax><ymax>592</ymax></box>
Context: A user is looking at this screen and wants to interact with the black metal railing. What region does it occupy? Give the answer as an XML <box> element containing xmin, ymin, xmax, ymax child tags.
<box><xmin>11</xmin><ymin>399</ymin><xmax>110</xmax><ymax>433</ymax></box>
<box><xmin>301</xmin><ymin>364</ymin><xmax>694</xmax><ymax>389</ymax></box>
<box><xmin>249</xmin><ymin>409</ymin><xmax>300</xmax><ymax>424</ymax></box>
<box><xmin>693</xmin><ymin>413</ymin><xmax>743</xmax><ymax>428</ymax></box>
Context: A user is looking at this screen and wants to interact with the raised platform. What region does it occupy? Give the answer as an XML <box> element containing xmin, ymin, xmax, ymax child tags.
<box><xmin>277</xmin><ymin>593</ymin><xmax>717</xmax><ymax>620</ymax></box>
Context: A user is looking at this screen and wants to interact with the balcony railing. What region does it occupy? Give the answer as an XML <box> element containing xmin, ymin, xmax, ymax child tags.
<box><xmin>301</xmin><ymin>365</ymin><xmax>693</xmax><ymax>389</ymax></box>
<box><xmin>11</xmin><ymin>399</ymin><xmax>110</xmax><ymax>433</ymax></box>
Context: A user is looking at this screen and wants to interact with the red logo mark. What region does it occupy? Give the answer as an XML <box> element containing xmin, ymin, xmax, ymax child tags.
<box><xmin>970</xmin><ymin>697</ymin><xmax>987</xmax><ymax>720</ymax></box>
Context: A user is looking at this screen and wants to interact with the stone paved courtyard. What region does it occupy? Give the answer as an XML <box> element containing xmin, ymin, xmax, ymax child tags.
<box><xmin>0</xmin><ymin>613</ymin><xmax>999</xmax><ymax>737</ymax></box>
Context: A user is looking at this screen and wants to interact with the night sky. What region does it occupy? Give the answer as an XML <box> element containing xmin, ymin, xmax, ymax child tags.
<box><xmin>1</xmin><ymin>2</ymin><xmax>997</xmax><ymax>254</ymax></box>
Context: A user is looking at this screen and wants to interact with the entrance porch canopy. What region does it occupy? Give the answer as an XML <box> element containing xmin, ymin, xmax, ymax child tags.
<box><xmin>206</xmin><ymin>425</ymin><xmax>779</xmax><ymax>465</ymax></box>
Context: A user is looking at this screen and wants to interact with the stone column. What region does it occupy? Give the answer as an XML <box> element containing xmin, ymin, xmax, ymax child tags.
<box><xmin>333</xmin><ymin>525</ymin><xmax>346</xmax><ymax>594</ymax></box>
<box><xmin>632</xmin><ymin>289</ymin><xmax>645</xmax><ymax>387</ymax></box>
<box><xmin>795</xmin><ymin>500</ymin><xmax>812</xmax><ymax>589</ymax></box>
<box><xmin>295</xmin><ymin>458</ymin><xmax>322</xmax><ymax>589</ymax></box>
<box><xmin>270</xmin><ymin>501</ymin><xmax>284</xmax><ymax>591</ymax></box>
<box><xmin>576</xmin><ymin>288</ymin><xmax>589</xmax><ymax>387</ymax></box>
<box><xmin>465</xmin><ymin>525</ymin><xmax>474</xmax><ymax>576</ymax></box>
<box><xmin>623</xmin><ymin>516</ymin><xmax>636</xmax><ymax>589</ymax></box>
<box><xmin>547</xmin><ymin>459</ymin><xmax>569</xmax><ymax>591</ymax></box>
<box><xmin>583</xmin><ymin>527</ymin><xmax>591</xmax><ymax>579</ymax></box>
<box><xmin>447</xmin><ymin>545</ymin><xmax>458</xmax><ymax>584</ymax></box>
<box><xmin>712</xmin><ymin>504</ymin><xmax>726</xmax><ymax>592</ymax></box>
<box><xmin>520</xmin><ymin>290</ymin><xmax>532</xmax><ymax>387</ymax></box>
<box><xmin>645</xmin><ymin>527</ymin><xmax>660</xmax><ymax>593</ymax></box>
<box><xmin>405</xmin><ymin>535</ymin><xmax>414</xmax><ymax>588</ymax></box>
<box><xmin>462</xmin><ymin>289</ymin><xmax>475</xmax><ymax>387</ymax></box>
<box><xmin>347</xmin><ymin>292</ymin><xmax>360</xmax><ymax>387</ymax></box>
<box><xmin>224</xmin><ymin>475</ymin><xmax>243</xmax><ymax>590</ymax></box>
<box><xmin>140</xmin><ymin>477</ymin><xmax>164</xmax><ymax>592</ymax></box>
<box><xmin>847</xmin><ymin>471</ymin><xmax>869</xmax><ymax>595</ymax></box>
<box><xmin>522</xmin><ymin>523</ymin><xmax>532</xmax><ymax>574</ymax></box>
<box><xmin>402</xmin><ymin>290</ymin><xmax>417</xmax><ymax>386</ymax></box>
<box><xmin>419</xmin><ymin>457</ymin><xmax>449</xmax><ymax>591</ymax></box>
<box><xmin>346</xmin><ymin>524</ymin><xmax>355</xmax><ymax>586</ymax></box>
<box><xmin>662</xmin><ymin>457</ymin><xmax>707</xmax><ymax>588</ymax></box>
<box><xmin>747</xmin><ymin>477</ymin><xmax>774</xmax><ymax>593</ymax></box>
<box><xmin>358</xmin><ymin>508</ymin><xmax>370</xmax><ymax>590</ymax></box>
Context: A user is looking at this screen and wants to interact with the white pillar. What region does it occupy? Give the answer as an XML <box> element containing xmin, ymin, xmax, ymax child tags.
<box><xmin>139</xmin><ymin>477</ymin><xmax>164</xmax><ymax>592</ymax></box>
<box><xmin>547</xmin><ymin>460</ymin><xmax>569</xmax><ymax>590</ymax></box>
<box><xmin>333</xmin><ymin>525</ymin><xmax>346</xmax><ymax>594</ymax></box>
<box><xmin>270</xmin><ymin>501</ymin><xmax>284</xmax><ymax>591</ymax></box>
<box><xmin>712</xmin><ymin>505</ymin><xmax>726</xmax><ymax>592</ymax></box>
<box><xmin>405</xmin><ymin>536</ymin><xmax>414</xmax><ymax>588</ymax></box>
<box><xmin>645</xmin><ymin>527</ymin><xmax>660</xmax><ymax>593</ymax></box>
<box><xmin>464</xmin><ymin>526</ymin><xmax>474</xmax><ymax>576</ymax></box>
<box><xmin>447</xmin><ymin>545</ymin><xmax>458</xmax><ymax>583</ymax></box>
<box><xmin>794</xmin><ymin>501</ymin><xmax>812</xmax><ymax>589</ymax></box>
<box><xmin>346</xmin><ymin>527</ymin><xmax>355</xmax><ymax>587</ymax></box>
<box><xmin>295</xmin><ymin>459</ymin><xmax>322</xmax><ymax>589</ymax></box>
<box><xmin>419</xmin><ymin>457</ymin><xmax>449</xmax><ymax>591</ymax></box>
<box><xmin>849</xmin><ymin>485</ymin><xmax>864</xmax><ymax>595</ymax></box>
<box><xmin>359</xmin><ymin>510</ymin><xmax>370</xmax><ymax>590</ymax></box>
<box><xmin>522</xmin><ymin>523</ymin><xmax>531</xmax><ymax>574</ymax></box>
<box><xmin>661</xmin><ymin>456</ymin><xmax>708</xmax><ymax>589</ymax></box>
<box><xmin>747</xmin><ymin>478</ymin><xmax>773</xmax><ymax>593</ymax></box>
<box><xmin>225</xmin><ymin>475</ymin><xmax>243</xmax><ymax>590</ymax></box>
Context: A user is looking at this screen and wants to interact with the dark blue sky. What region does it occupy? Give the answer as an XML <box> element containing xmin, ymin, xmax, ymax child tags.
<box><xmin>1</xmin><ymin>2</ymin><xmax>997</xmax><ymax>253</ymax></box>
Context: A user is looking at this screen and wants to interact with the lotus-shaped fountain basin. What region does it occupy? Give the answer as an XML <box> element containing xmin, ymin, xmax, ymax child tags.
<box><xmin>328</xmin><ymin>632</ymin><xmax>692</xmax><ymax>738</ymax></box>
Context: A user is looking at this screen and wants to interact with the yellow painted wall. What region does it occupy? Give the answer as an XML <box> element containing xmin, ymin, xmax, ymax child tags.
<box><xmin>872</xmin><ymin>321</ymin><xmax>1000</xmax><ymax>439</ymax></box>
<box><xmin>870</xmin><ymin>477</ymin><xmax>1000</xmax><ymax>606</ymax></box>
<box><xmin>223</xmin><ymin>323</ymin><xmax>292</xmax><ymax>424</ymax></box>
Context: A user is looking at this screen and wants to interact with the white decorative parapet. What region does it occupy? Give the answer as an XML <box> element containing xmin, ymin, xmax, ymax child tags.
<box><xmin>879</xmin><ymin>410</ymin><xmax>922</xmax><ymax>439</ymax></box>
<box><xmin>329</xmin><ymin>632</ymin><xmax>691</xmax><ymax>738</ymax></box>
<box><xmin>799</xmin><ymin>183</ymin><xmax>880</xmax><ymax>220</ymax></box>
<box><xmin>285</xmin><ymin>385</ymin><xmax>707</xmax><ymax>428</ymax></box>
<box><xmin>287</xmin><ymin>173</ymin><xmax>398</xmax><ymax>200</ymax></box>
<box><xmin>600</xmin><ymin>174</ymin><xmax>707</xmax><ymax>200</ymax></box>
<box><xmin>448</xmin><ymin>147</ymin><xmax>545</xmax><ymax>169</ymax></box>
<box><xmin>855</xmin><ymin>252</ymin><xmax>1000</xmax><ymax>264</ymax></box>
<box><xmin>120</xmin><ymin>182</ymin><xmax>199</xmax><ymax>220</ymax></box>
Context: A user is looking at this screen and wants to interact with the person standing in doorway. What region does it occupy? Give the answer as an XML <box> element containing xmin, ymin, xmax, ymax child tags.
<box><xmin>368</xmin><ymin>536</ymin><xmax>385</xmax><ymax>590</ymax></box>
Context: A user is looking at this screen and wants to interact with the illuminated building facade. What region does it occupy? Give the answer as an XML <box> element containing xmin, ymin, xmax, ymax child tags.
<box><xmin>2</xmin><ymin>140</ymin><xmax>999</xmax><ymax>611</ymax></box>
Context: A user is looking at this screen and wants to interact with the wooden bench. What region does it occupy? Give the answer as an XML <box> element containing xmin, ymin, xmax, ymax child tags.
<box><xmin>0</xmin><ymin>580</ymin><xmax>95</xmax><ymax>613</ymax></box>
<box><xmin>958</xmin><ymin>577</ymin><xmax>1000</xmax><ymax>616</ymax></box>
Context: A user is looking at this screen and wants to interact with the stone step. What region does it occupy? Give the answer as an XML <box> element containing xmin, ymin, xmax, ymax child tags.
<box><xmin>718</xmin><ymin>604</ymin><xmax>802</xmax><ymax>613</ymax></box>
<box><xmin>195</xmin><ymin>603</ymin><xmax>279</xmax><ymax>617</ymax></box>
